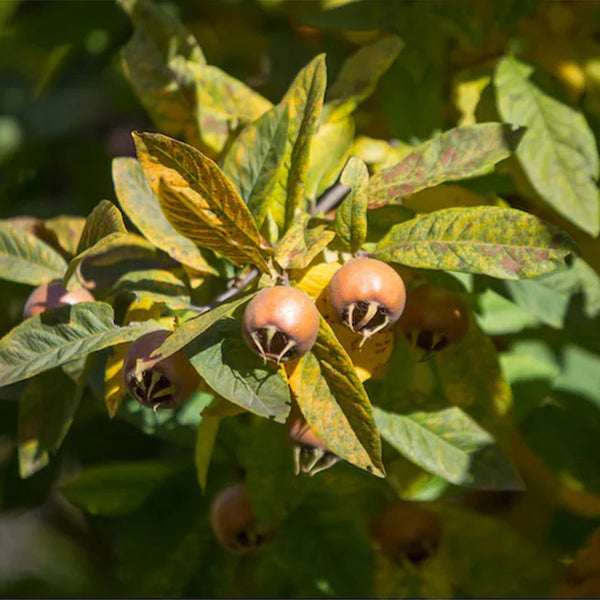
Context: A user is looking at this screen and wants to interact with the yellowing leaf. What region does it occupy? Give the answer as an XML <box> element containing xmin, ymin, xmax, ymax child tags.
<box><xmin>133</xmin><ymin>132</ymin><xmax>272</xmax><ymax>273</ymax></box>
<box><xmin>105</xmin><ymin>342</ymin><xmax>129</xmax><ymax>418</ymax></box>
<box><xmin>77</xmin><ymin>200</ymin><xmax>127</xmax><ymax>254</ymax></box>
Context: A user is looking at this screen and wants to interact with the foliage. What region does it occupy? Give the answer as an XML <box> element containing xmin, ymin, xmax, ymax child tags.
<box><xmin>1</xmin><ymin>0</ymin><xmax>600</xmax><ymax>596</ymax></box>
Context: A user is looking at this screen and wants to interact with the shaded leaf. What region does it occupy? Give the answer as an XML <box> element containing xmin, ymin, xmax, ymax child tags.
<box><xmin>0</xmin><ymin>302</ymin><xmax>162</xmax><ymax>387</ymax></box>
<box><xmin>336</xmin><ymin>156</ymin><xmax>369</xmax><ymax>253</ymax></box>
<box><xmin>373</xmin><ymin>206</ymin><xmax>577</xmax><ymax>279</ymax></box>
<box><xmin>77</xmin><ymin>200</ymin><xmax>127</xmax><ymax>254</ymax></box>
<box><xmin>274</xmin><ymin>214</ymin><xmax>335</xmax><ymax>270</ymax></box>
<box><xmin>61</xmin><ymin>461</ymin><xmax>176</xmax><ymax>516</ymax></box>
<box><xmin>373</xmin><ymin>405</ymin><xmax>521</xmax><ymax>489</ymax></box>
<box><xmin>495</xmin><ymin>56</ymin><xmax>600</xmax><ymax>236</ymax></box>
<box><xmin>368</xmin><ymin>123</ymin><xmax>525</xmax><ymax>208</ymax></box>
<box><xmin>326</xmin><ymin>35</ymin><xmax>403</xmax><ymax>121</ymax></box>
<box><xmin>113</xmin><ymin>157</ymin><xmax>217</xmax><ymax>275</ymax></box>
<box><xmin>286</xmin><ymin>317</ymin><xmax>385</xmax><ymax>477</ymax></box>
<box><xmin>195</xmin><ymin>416</ymin><xmax>220</xmax><ymax>492</ymax></box>
<box><xmin>187</xmin><ymin>319</ymin><xmax>291</xmax><ymax>423</ymax></box>
<box><xmin>111</xmin><ymin>268</ymin><xmax>191</xmax><ymax>308</ymax></box>
<box><xmin>133</xmin><ymin>132</ymin><xmax>272</xmax><ymax>272</ymax></box>
<box><xmin>43</xmin><ymin>215</ymin><xmax>86</xmax><ymax>257</ymax></box>
<box><xmin>0</xmin><ymin>223</ymin><xmax>67</xmax><ymax>285</ymax></box>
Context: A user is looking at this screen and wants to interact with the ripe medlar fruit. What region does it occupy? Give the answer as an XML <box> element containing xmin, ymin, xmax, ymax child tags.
<box><xmin>23</xmin><ymin>281</ymin><xmax>94</xmax><ymax>319</ymax></box>
<box><xmin>371</xmin><ymin>501</ymin><xmax>442</xmax><ymax>565</ymax></box>
<box><xmin>210</xmin><ymin>483</ymin><xmax>269</xmax><ymax>554</ymax></box>
<box><xmin>288</xmin><ymin>416</ymin><xmax>340</xmax><ymax>476</ymax></box>
<box><xmin>328</xmin><ymin>257</ymin><xmax>406</xmax><ymax>344</ymax></box>
<box><xmin>122</xmin><ymin>329</ymin><xmax>201</xmax><ymax>411</ymax></box>
<box><xmin>396</xmin><ymin>283</ymin><xmax>469</xmax><ymax>353</ymax></box>
<box><xmin>242</xmin><ymin>286</ymin><xmax>320</xmax><ymax>364</ymax></box>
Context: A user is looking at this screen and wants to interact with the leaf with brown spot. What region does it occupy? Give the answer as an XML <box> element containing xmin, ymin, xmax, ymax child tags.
<box><xmin>336</xmin><ymin>156</ymin><xmax>369</xmax><ymax>253</ymax></box>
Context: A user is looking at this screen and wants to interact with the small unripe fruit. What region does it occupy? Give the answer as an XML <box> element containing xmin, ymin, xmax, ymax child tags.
<box><xmin>288</xmin><ymin>416</ymin><xmax>340</xmax><ymax>476</ymax></box>
<box><xmin>122</xmin><ymin>329</ymin><xmax>201</xmax><ymax>411</ymax></box>
<box><xmin>396</xmin><ymin>284</ymin><xmax>469</xmax><ymax>352</ymax></box>
<box><xmin>210</xmin><ymin>483</ymin><xmax>268</xmax><ymax>554</ymax></box>
<box><xmin>242</xmin><ymin>286</ymin><xmax>320</xmax><ymax>364</ymax></box>
<box><xmin>23</xmin><ymin>281</ymin><xmax>94</xmax><ymax>319</ymax></box>
<box><xmin>329</xmin><ymin>257</ymin><xmax>406</xmax><ymax>344</ymax></box>
<box><xmin>371</xmin><ymin>501</ymin><xmax>442</xmax><ymax>565</ymax></box>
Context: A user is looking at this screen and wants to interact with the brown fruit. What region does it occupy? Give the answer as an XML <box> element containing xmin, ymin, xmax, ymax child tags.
<box><xmin>396</xmin><ymin>284</ymin><xmax>469</xmax><ymax>352</ymax></box>
<box><xmin>288</xmin><ymin>416</ymin><xmax>340</xmax><ymax>476</ymax></box>
<box><xmin>210</xmin><ymin>483</ymin><xmax>267</xmax><ymax>554</ymax></box>
<box><xmin>23</xmin><ymin>281</ymin><xmax>94</xmax><ymax>319</ymax></box>
<box><xmin>122</xmin><ymin>329</ymin><xmax>201</xmax><ymax>411</ymax></box>
<box><xmin>242</xmin><ymin>286</ymin><xmax>320</xmax><ymax>364</ymax></box>
<box><xmin>328</xmin><ymin>257</ymin><xmax>406</xmax><ymax>343</ymax></box>
<box><xmin>371</xmin><ymin>501</ymin><xmax>442</xmax><ymax>565</ymax></box>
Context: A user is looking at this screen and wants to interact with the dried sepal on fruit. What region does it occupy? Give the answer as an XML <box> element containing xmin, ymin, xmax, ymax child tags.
<box><xmin>329</xmin><ymin>257</ymin><xmax>406</xmax><ymax>345</ymax></box>
<box><xmin>122</xmin><ymin>329</ymin><xmax>201</xmax><ymax>412</ymax></box>
<box><xmin>288</xmin><ymin>416</ymin><xmax>340</xmax><ymax>476</ymax></box>
<box><xmin>396</xmin><ymin>284</ymin><xmax>469</xmax><ymax>355</ymax></box>
<box><xmin>371</xmin><ymin>501</ymin><xmax>442</xmax><ymax>565</ymax></box>
<box><xmin>23</xmin><ymin>281</ymin><xmax>94</xmax><ymax>319</ymax></box>
<box><xmin>210</xmin><ymin>483</ymin><xmax>271</xmax><ymax>554</ymax></box>
<box><xmin>242</xmin><ymin>286</ymin><xmax>320</xmax><ymax>364</ymax></box>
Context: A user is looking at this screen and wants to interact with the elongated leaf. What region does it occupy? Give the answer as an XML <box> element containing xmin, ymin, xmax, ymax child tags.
<box><xmin>43</xmin><ymin>215</ymin><xmax>86</xmax><ymax>257</ymax></box>
<box><xmin>368</xmin><ymin>123</ymin><xmax>525</xmax><ymax>208</ymax></box>
<box><xmin>187</xmin><ymin>319</ymin><xmax>291</xmax><ymax>423</ymax></box>
<box><xmin>326</xmin><ymin>35</ymin><xmax>403</xmax><ymax>121</ymax></box>
<box><xmin>61</xmin><ymin>461</ymin><xmax>176</xmax><ymax>516</ymax></box>
<box><xmin>111</xmin><ymin>269</ymin><xmax>191</xmax><ymax>306</ymax></box>
<box><xmin>374</xmin><ymin>405</ymin><xmax>521</xmax><ymax>489</ymax></box>
<box><xmin>373</xmin><ymin>206</ymin><xmax>577</xmax><ymax>279</ymax></box>
<box><xmin>336</xmin><ymin>157</ymin><xmax>369</xmax><ymax>253</ymax></box>
<box><xmin>113</xmin><ymin>157</ymin><xmax>216</xmax><ymax>274</ymax></box>
<box><xmin>134</xmin><ymin>132</ymin><xmax>272</xmax><ymax>272</ymax></box>
<box><xmin>286</xmin><ymin>318</ymin><xmax>385</xmax><ymax>477</ymax></box>
<box><xmin>0</xmin><ymin>223</ymin><xmax>67</xmax><ymax>285</ymax></box>
<box><xmin>495</xmin><ymin>56</ymin><xmax>600</xmax><ymax>236</ymax></box>
<box><xmin>118</xmin><ymin>0</ymin><xmax>206</xmax><ymax>149</ymax></box>
<box><xmin>195</xmin><ymin>416</ymin><xmax>220</xmax><ymax>492</ymax></box>
<box><xmin>274</xmin><ymin>214</ymin><xmax>335</xmax><ymax>270</ymax></box>
<box><xmin>0</xmin><ymin>302</ymin><xmax>161</xmax><ymax>387</ymax></box>
<box><xmin>77</xmin><ymin>200</ymin><xmax>127</xmax><ymax>254</ymax></box>
<box><xmin>223</xmin><ymin>103</ymin><xmax>291</xmax><ymax>231</ymax></box>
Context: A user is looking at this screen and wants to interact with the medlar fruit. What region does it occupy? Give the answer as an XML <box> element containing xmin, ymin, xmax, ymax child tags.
<box><xmin>23</xmin><ymin>281</ymin><xmax>94</xmax><ymax>319</ymax></box>
<box><xmin>242</xmin><ymin>286</ymin><xmax>320</xmax><ymax>364</ymax></box>
<box><xmin>329</xmin><ymin>257</ymin><xmax>406</xmax><ymax>344</ymax></box>
<box><xmin>122</xmin><ymin>329</ymin><xmax>201</xmax><ymax>411</ymax></box>
<box><xmin>288</xmin><ymin>416</ymin><xmax>340</xmax><ymax>476</ymax></box>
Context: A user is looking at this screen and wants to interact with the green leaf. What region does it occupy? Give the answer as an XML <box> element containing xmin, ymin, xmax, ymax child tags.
<box><xmin>0</xmin><ymin>302</ymin><xmax>162</xmax><ymax>387</ymax></box>
<box><xmin>118</xmin><ymin>0</ymin><xmax>207</xmax><ymax>150</ymax></box>
<box><xmin>111</xmin><ymin>268</ymin><xmax>191</xmax><ymax>307</ymax></box>
<box><xmin>61</xmin><ymin>461</ymin><xmax>177</xmax><ymax>516</ymax></box>
<box><xmin>368</xmin><ymin>123</ymin><xmax>525</xmax><ymax>208</ymax></box>
<box><xmin>373</xmin><ymin>206</ymin><xmax>577</xmax><ymax>279</ymax></box>
<box><xmin>336</xmin><ymin>156</ymin><xmax>369</xmax><ymax>253</ymax></box>
<box><xmin>194</xmin><ymin>416</ymin><xmax>220</xmax><ymax>492</ymax></box>
<box><xmin>76</xmin><ymin>200</ymin><xmax>127</xmax><ymax>254</ymax></box>
<box><xmin>325</xmin><ymin>35</ymin><xmax>403</xmax><ymax>121</ymax></box>
<box><xmin>187</xmin><ymin>319</ymin><xmax>291</xmax><ymax>423</ymax></box>
<box><xmin>287</xmin><ymin>318</ymin><xmax>385</xmax><ymax>477</ymax></box>
<box><xmin>374</xmin><ymin>405</ymin><xmax>520</xmax><ymax>489</ymax></box>
<box><xmin>274</xmin><ymin>214</ymin><xmax>335</xmax><ymax>270</ymax></box>
<box><xmin>133</xmin><ymin>132</ymin><xmax>272</xmax><ymax>273</ymax></box>
<box><xmin>495</xmin><ymin>56</ymin><xmax>600</xmax><ymax>236</ymax></box>
<box><xmin>0</xmin><ymin>223</ymin><xmax>67</xmax><ymax>285</ymax></box>
<box><xmin>18</xmin><ymin>369</ymin><xmax>75</xmax><ymax>478</ymax></box>
<box><xmin>43</xmin><ymin>215</ymin><xmax>86</xmax><ymax>257</ymax></box>
<box><xmin>113</xmin><ymin>157</ymin><xmax>217</xmax><ymax>275</ymax></box>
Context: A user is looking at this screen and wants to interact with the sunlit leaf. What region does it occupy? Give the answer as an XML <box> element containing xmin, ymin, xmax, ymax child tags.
<box><xmin>325</xmin><ymin>35</ymin><xmax>403</xmax><ymax>121</ymax></box>
<box><xmin>111</xmin><ymin>268</ymin><xmax>191</xmax><ymax>308</ymax></box>
<box><xmin>336</xmin><ymin>156</ymin><xmax>369</xmax><ymax>253</ymax></box>
<box><xmin>373</xmin><ymin>206</ymin><xmax>577</xmax><ymax>279</ymax></box>
<box><xmin>0</xmin><ymin>302</ymin><xmax>162</xmax><ymax>387</ymax></box>
<box><xmin>274</xmin><ymin>214</ymin><xmax>335</xmax><ymax>270</ymax></box>
<box><xmin>43</xmin><ymin>215</ymin><xmax>86</xmax><ymax>257</ymax></box>
<box><xmin>495</xmin><ymin>56</ymin><xmax>600</xmax><ymax>236</ymax></box>
<box><xmin>134</xmin><ymin>132</ymin><xmax>272</xmax><ymax>272</ymax></box>
<box><xmin>0</xmin><ymin>223</ymin><xmax>67</xmax><ymax>286</ymax></box>
<box><xmin>77</xmin><ymin>200</ymin><xmax>127</xmax><ymax>254</ymax></box>
<box><xmin>368</xmin><ymin>123</ymin><xmax>525</xmax><ymax>208</ymax></box>
<box><xmin>187</xmin><ymin>319</ymin><xmax>291</xmax><ymax>423</ymax></box>
<box><xmin>286</xmin><ymin>318</ymin><xmax>385</xmax><ymax>477</ymax></box>
<box><xmin>105</xmin><ymin>342</ymin><xmax>129</xmax><ymax>419</ymax></box>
